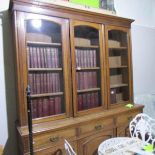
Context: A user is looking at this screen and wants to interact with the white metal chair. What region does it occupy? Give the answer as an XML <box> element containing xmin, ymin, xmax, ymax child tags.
<box><xmin>129</xmin><ymin>113</ymin><xmax>155</xmax><ymax>146</ymax></box>
<box><xmin>64</xmin><ymin>139</ymin><xmax>76</xmax><ymax>155</ymax></box>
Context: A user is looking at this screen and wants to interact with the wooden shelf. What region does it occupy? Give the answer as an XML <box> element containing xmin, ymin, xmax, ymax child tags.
<box><xmin>27</xmin><ymin>41</ymin><xmax>62</xmax><ymax>47</ymax></box>
<box><xmin>28</xmin><ymin>68</ymin><xmax>63</xmax><ymax>72</ymax></box>
<box><xmin>77</xmin><ymin>88</ymin><xmax>100</xmax><ymax>93</ymax></box>
<box><xmin>109</xmin><ymin>47</ymin><xmax>127</xmax><ymax>50</ymax></box>
<box><xmin>31</xmin><ymin>92</ymin><xmax>64</xmax><ymax>98</ymax></box>
<box><xmin>75</xmin><ymin>45</ymin><xmax>99</xmax><ymax>49</ymax></box>
<box><xmin>110</xmin><ymin>83</ymin><xmax>128</xmax><ymax>88</ymax></box>
<box><xmin>110</xmin><ymin>66</ymin><xmax>128</xmax><ymax>69</ymax></box>
<box><xmin>76</xmin><ymin>67</ymin><xmax>100</xmax><ymax>71</ymax></box>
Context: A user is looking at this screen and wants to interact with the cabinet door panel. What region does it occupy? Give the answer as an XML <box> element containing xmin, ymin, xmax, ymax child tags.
<box><xmin>70</xmin><ymin>20</ymin><xmax>106</xmax><ymax>116</ymax></box>
<box><xmin>16</xmin><ymin>12</ymin><xmax>71</xmax><ymax>125</ymax></box>
<box><xmin>105</xmin><ymin>26</ymin><xmax>133</xmax><ymax>107</ymax></box>
<box><xmin>77</xmin><ymin>130</ymin><xmax>114</xmax><ymax>155</ymax></box>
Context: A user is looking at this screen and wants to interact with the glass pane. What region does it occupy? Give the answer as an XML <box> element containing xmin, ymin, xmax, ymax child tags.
<box><xmin>26</xmin><ymin>19</ymin><xmax>65</xmax><ymax>118</ymax></box>
<box><xmin>74</xmin><ymin>25</ymin><xmax>102</xmax><ymax>111</ymax></box>
<box><xmin>108</xmin><ymin>30</ymin><xmax>129</xmax><ymax>104</ymax></box>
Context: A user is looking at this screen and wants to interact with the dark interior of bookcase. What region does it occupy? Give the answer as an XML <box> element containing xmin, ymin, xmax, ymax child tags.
<box><xmin>108</xmin><ymin>30</ymin><xmax>129</xmax><ymax>104</ymax></box>
<box><xmin>74</xmin><ymin>25</ymin><xmax>102</xmax><ymax>111</ymax></box>
<box><xmin>26</xmin><ymin>19</ymin><xmax>65</xmax><ymax>119</ymax></box>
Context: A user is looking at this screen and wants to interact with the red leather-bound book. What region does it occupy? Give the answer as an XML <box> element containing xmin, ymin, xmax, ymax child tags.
<box><xmin>93</xmin><ymin>50</ymin><xmax>96</xmax><ymax>67</ymax></box>
<box><xmin>40</xmin><ymin>47</ymin><xmax>44</xmax><ymax>68</ymax></box>
<box><xmin>33</xmin><ymin>74</ymin><xmax>37</xmax><ymax>94</ymax></box>
<box><xmin>37</xmin><ymin>99</ymin><xmax>43</xmax><ymax>118</ymax></box>
<box><xmin>78</xmin><ymin>94</ymin><xmax>82</xmax><ymax>111</ymax></box>
<box><xmin>32</xmin><ymin>99</ymin><xmax>37</xmax><ymax>119</ymax></box>
<box><xmin>32</xmin><ymin>47</ymin><xmax>38</xmax><ymax>68</ymax></box>
<box><xmin>90</xmin><ymin>92</ymin><xmax>95</xmax><ymax>108</ymax></box>
<box><xmin>43</xmin><ymin>47</ymin><xmax>47</xmax><ymax>68</ymax></box>
<box><xmin>92</xmin><ymin>71</ymin><xmax>97</xmax><ymax>88</ymax></box>
<box><xmin>94</xmin><ymin>92</ymin><xmax>99</xmax><ymax>107</ymax></box>
<box><xmin>36</xmin><ymin>47</ymin><xmax>41</xmax><ymax>68</ymax></box>
<box><xmin>87</xmin><ymin>93</ymin><xmax>91</xmax><ymax>109</ymax></box>
<box><xmin>82</xmin><ymin>94</ymin><xmax>87</xmax><ymax>109</ymax></box>
<box><xmin>36</xmin><ymin>73</ymin><xmax>41</xmax><ymax>94</ymax></box>
<box><xmin>55</xmin><ymin>97</ymin><xmax>61</xmax><ymax>114</ymax></box>
<box><xmin>42</xmin><ymin>98</ymin><xmax>50</xmax><ymax>117</ymax></box>
<box><xmin>49</xmin><ymin>97</ymin><xmax>55</xmax><ymax>115</ymax></box>
<box><xmin>40</xmin><ymin>73</ymin><xmax>44</xmax><ymax>94</ymax></box>
<box><xmin>46</xmin><ymin>47</ymin><xmax>52</xmax><ymax>68</ymax></box>
<box><xmin>43</xmin><ymin>73</ymin><xmax>47</xmax><ymax>93</ymax></box>
<box><xmin>47</xmin><ymin>73</ymin><xmax>50</xmax><ymax>93</ymax></box>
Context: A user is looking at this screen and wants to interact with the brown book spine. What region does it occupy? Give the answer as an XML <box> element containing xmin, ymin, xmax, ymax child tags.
<box><xmin>49</xmin><ymin>97</ymin><xmax>55</xmax><ymax>115</ymax></box>
<box><xmin>90</xmin><ymin>93</ymin><xmax>95</xmax><ymax>108</ymax></box>
<box><xmin>55</xmin><ymin>97</ymin><xmax>61</xmax><ymax>114</ymax></box>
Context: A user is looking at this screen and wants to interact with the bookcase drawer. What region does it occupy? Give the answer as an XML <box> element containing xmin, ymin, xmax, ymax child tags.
<box><xmin>116</xmin><ymin>111</ymin><xmax>140</xmax><ymax>125</ymax></box>
<box><xmin>78</xmin><ymin>118</ymin><xmax>114</xmax><ymax>136</ymax></box>
<box><xmin>33</xmin><ymin>128</ymin><xmax>76</xmax><ymax>149</ymax></box>
<box><xmin>34</xmin><ymin>141</ymin><xmax>77</xmax><ymax>155</ymax></box>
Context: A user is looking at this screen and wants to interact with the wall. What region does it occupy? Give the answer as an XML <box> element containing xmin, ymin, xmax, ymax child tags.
<box><xmin>114</xmin><ymin>0</ymin><xmax>155</xmax><ymax>118</ymax></box>
<box><xmin>0</xmin><ymin>17</ymin><xmax>8</xmax><ymax>146</ymax></box>
<box><xmin>0</xmin><ymin>0</ymin><xmax>18</xmax><ymax>153</ymax></box>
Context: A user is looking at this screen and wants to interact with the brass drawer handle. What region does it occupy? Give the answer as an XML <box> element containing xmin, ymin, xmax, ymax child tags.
<box><xmin>49</xmin><ymin>136</ymin><xmax>59</xmax><ymax>143</ymax></box>
<box><xmin>95</xmin><ymin>124</ymin><xmax>102</xmax><ymax>130</ymax></box>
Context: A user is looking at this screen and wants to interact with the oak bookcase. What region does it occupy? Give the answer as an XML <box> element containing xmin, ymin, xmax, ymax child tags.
<box><xmin>10</xmin><ymin>0</ymin><xmax>144</xmax><ymax>154</ymax></box>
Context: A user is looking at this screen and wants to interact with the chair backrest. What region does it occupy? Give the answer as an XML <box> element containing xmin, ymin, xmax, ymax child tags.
<box><xmin>129</xmin><ymin>113</ymin><xmax>155</xmax><ymax>146</ymax></box>
<box><xmin>64</xmin><ymin>139</ymin><xmax>76</xmax><ymax>155</ymax></box>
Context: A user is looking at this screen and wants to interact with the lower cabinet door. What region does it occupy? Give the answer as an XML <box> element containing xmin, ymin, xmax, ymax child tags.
<box><xmin>77</xmin><ymin>129</ymin><xmax>114</xmax><ymax>155</ymax></box>
<box><xmin>34</xmin><ymin>140</ymin><xmax>77</xmax><ymax>155</ymax></box>
<box><xmin>117</xmin><ymin>124</ymin><xmax>130</xmax><ymax>137</ymax></box>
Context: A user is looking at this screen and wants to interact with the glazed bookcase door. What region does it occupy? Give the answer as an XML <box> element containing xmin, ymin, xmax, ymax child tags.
<box><xmin>70</xmin><ymin>20</ymin><xmax>106</xmax><ymax>116</ymax></box>
<box><xmin>16</xmin><ymin>12</ymin><xmax>71</xmax><ymax>125</ymax></box>
<box><xmin>105</xmin><ymin>26</ymin><xmax>133</xmax><ymax>107</ymax></box>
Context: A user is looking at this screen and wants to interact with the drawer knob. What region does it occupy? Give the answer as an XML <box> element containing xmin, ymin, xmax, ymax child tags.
<box><xmin>49</xmin><ymin>136</ymin><xmax>59</xmax><ymax>143</ymax></box>
<box><xmin>95</xmin><ymin>124</ymin><xmax>102</xmax><ymax>130</ymax></box>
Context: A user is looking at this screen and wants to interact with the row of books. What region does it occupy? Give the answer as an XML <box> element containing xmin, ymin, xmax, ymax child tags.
<box><xmin>75</xmin><ymin>49</ymin><xmax>98</xmax><ymax>68</ymax></box>
<box><xmin>28</xmin><ymin>73</ymin><xmax>61</xmax><ymax>94</ymax></box>
<box><xmin>76</xmin><ymin>71</ymin><xmax>98</xmax><ymax>90</ymax></box>
<box><xmin>31</xmin><ymin>97</ymin><xmax>62</xmax><ymax>119</ymax></box>
<box><xmin>27</xmin><ymin>46</ymin><xmax>61</xmax><ymax>68</ymax></box>
<box><xmin>78</xmin><ymin>92</ymin><xmax>100</xmax><ymax>110</ymax></box>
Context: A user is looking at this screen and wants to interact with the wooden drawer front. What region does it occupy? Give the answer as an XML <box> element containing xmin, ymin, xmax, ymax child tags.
<box><xmin>116</xmin><ymin>111</ymin><xmax>140</xmax><ymax>125</ymax></box>
<box><xmin>34</xmin><ymin>141</ymin><xmax>77</xmax><ymax>155</ymax></box>
<box><xmin>78</xmin><ymin>118</ymin><xmax>114</xmax><ymax>136</ymax></box>
<box><xmin>33</xmin><ymin>128</ymin><xmax>76</xmax><ymax>150</ymax></box>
